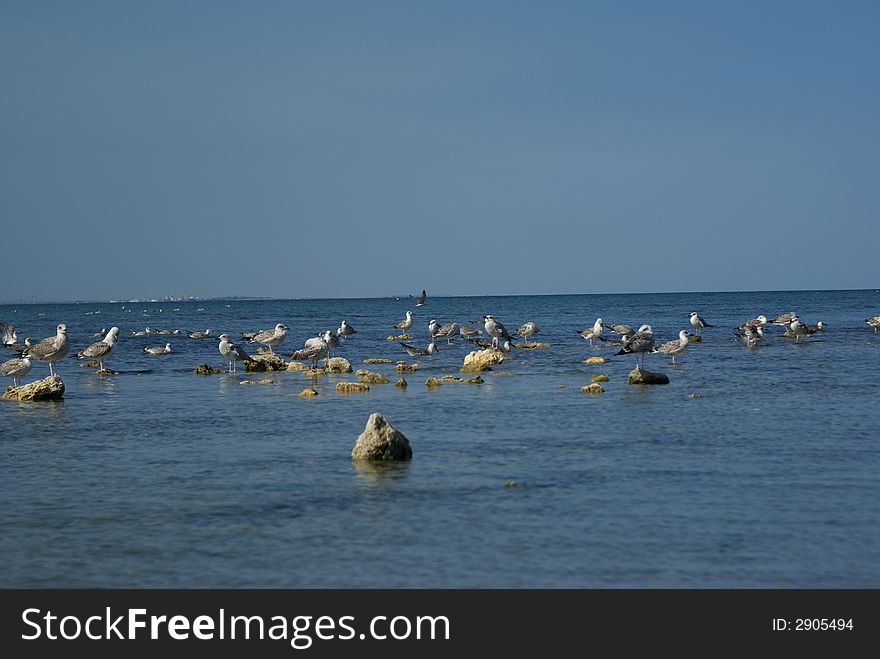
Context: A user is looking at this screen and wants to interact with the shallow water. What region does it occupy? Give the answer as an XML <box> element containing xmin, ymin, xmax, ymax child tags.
<box><xmin>1</xmin><ymin>290</ymin><xmax>878</xmax><ymax>587</ymax></box>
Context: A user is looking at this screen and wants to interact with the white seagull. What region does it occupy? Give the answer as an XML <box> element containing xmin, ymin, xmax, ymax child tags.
<box><xmin>515</xmin><ymin>321</ymin><xmax>541</xmax><ymax>344</ymax></box>
<box><xmin>143</xmin><ymin>343</ymin><xmax>173</xmax><ymax>355</ymax></box>
<box><xmin>249</xmin><ymin>323</ymin><xmax>288</xmax><ymax>354</ymax></box>
<box><xmin>77</xmin><ymin>326</ymin><xmax>120</xmax><ymax>371</ymax></box>
<box><xmin>577</xmin><ymin>318</ymin><xmax>604</xmax><ymax>346</ymax></box>
<box><xmin>653</xmin><ymin>330</ymin><xmax>689</xmax><ymax>364</ymax></box>
<box><xmin>394</xmin><ymin>311</ymin><xmax>413</xmax><ymax>331</ymax></box>
<box><xmin>689</xmin><ymin>312</ymin><xmax>713</xmax><ymax>334</ymax></box>
<box><xmin>615</xmin><ymin>324</ymin><xmax>655</xmax><ymax>369</ymax></box>
<box><xmin>26</xmin><ymin>324</ymin><xmax>70</xmax><ymax>377</ymax></box>
<box><xmin>218</xmin><ymin>334</ymin><xmax>253</xmax><ymax>373</ymax></box>
<box><xmin>483</xmin><ymin>315</ymin><xmax>515</xmax><ymax>349</ymax></box>
<box><xmin>1</xmin><ymin>352</ymin><xmax>32</xmax><ymax>387</ymax></box>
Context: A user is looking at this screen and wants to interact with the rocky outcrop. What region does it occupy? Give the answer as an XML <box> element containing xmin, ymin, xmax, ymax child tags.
<box><xmin>440</xmin><ymin>375</ymin><xmax>463</xmax><ymax>382</ymax></box>
<box><xmin>3</xmin><ymin>375</ymin><xmax>65</xmax><ymax>401</ymax></box>
<box><xmin>628</xmin><ymin>367</ymin><xmax>670</xmax><ymax>385</ymax></box>
<box><xmin>96</xmin><ymin>368</ymin><xmax>118</xmax><ymax>376</ymax></box>
<box><xmin>460</xmin><ymin>348</ymin><xmax>506</xmax><ymax>373</ymax></box>
<box><xmin>394</xmin><ymin>378</ymin><xmax>408</xmax><ymax>388</ymax></box>
<box><xmin>466</xmin><ymin>376</ymin><xmax>484</xmax><ymax>384</ymax></box>
<box><xmin>363</xmin><ymin>358</ymin><xmax>393</xmax><ymax>364</ymax></box>
<box><xmin>425</xmin><ymin>377</ymin><xmax>442</xmax><ymax>387</ymax></box>
<box><xmin>351</xmin><ymin>413</ymin><xmax>412</xmax><ymax>461</ymax></box>
<box><xmin>336</xmin><ymin>382</ymin><xmax>370</xmax><ymax>393</ymax></box>
<box><xmin>687</xmin><ymin>334</ymin><xmax>702</xmax><ymax>343</ymax></box>
<box><xmin>246</xmin><ymin>353</ymin><xmax>288</xmax><ymax>372</ymax></box>
<box><xmin>194</xmin><ymin>364</ymin><xmax>223</xmax><ymax>375</ymax></box>
<box><xmin>591</xmin><ymin>373</ymin><xmax>609</xmax><ymax>383</ymax></box>
<box><xmin>394</xmin><ymin>362</ymin><xmax>418</xmax><ymax>372</ymax></box>
<box><xmin>325</xmin><ymin>357</ymin><xmax>352</xmax><ymax>374</ymax></box>
<box><xmin>357</xmin><ymin>370</ymin><xmax>389</xmax><ymax>384</ymax></box>
<box><xmin>581</xmin><ymin>383</ymin><xmax>604</xmax><ymax>394</ymax></box>
<box><xmin>299</xmin><ymin>388</ymin><xmax>319</xmax><ymax>397</ymax></box>
<box><xmin>584</xmin><ymin>356</ymin><xmax>606</xmax><ymax>365</ymax></box>
<box><xmin>513</xmin><ymin>342</ymin><xmax>551</xmax><ymax>349</ymax></box>
<box><xmin>287</xmin><ymin>361</ymin><xmax>309</xmax><ymax>371</ymax></box>
<box><xmin>386</xmin><ymin>333</ymin><xmax>412</xmax><ymax>341</ymax></box>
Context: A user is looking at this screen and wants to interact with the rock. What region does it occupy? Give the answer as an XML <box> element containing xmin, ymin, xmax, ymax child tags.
<box><xmin>628</xmin><ymin>367</ymin><xmax>670</xmax><ymax>385</ymax></box>
<box><xmin>689</xmin><ymin>393</ymin><xmax>703</xmax><ymax>399</ymax></box>
<box><xmin>325</xmin><ymin>357</ymin><xmax>352</xmax><ymax>374</ymax></box>
<box><xmin>194</xmin><ymin>364</ymin><xmax>223</xmax><ymax>375</ymax></box>
<box><xmin>505</xmin><ymin>480</ymin><xmax>518</xmax><ymax>488</ymax></box>
<box><xmin>591</xmin><ymin>373</ymin><xmax>610</xmax><ymax>383</ymax></box>
<box><xmin>460</xmin><ymin>348</ymin><xmax>506</xmax><ymax>373</ymax></box>
<box><xmin>466</xmin><ymin>376</ymin><xmax>484</xmax><ymax>384</ymax></box>
<box><xmin>2</xmin><ymin>375</ymin><xmax>65</xmax><ymax>401</ymax></box>
<box><xmin>584</xmin><ymin>356</ymin><xmax>606</xmax><ymax>364</ymax></box>
<box><xmin>96</xmin><ymin>369</ymin><xmax>119</xmax><ymax>375</ymax></box>
<box><xmin>336</xmin><ymin>382</ymin><xmax>370</xmax><ymax>393</ymax></box>
<box><xmin>394</xmin><ymin>378</ymin><xmax>408</xmax><ymax>388</ymax></box>
<box><xmin>287</xmin><ymin>361</ymin><xmax>309</xmax><ymax>371</ymax></box>
<box><xmin>246</xmin><ymin>353</ymin><xmax>288</xmax><ymax>372</ymax></box>
<box><xmin>363</xmin><ymin>358</ymin><xmax>393</xmax><ymax>364</ymax></box>
<box><xmin>301</xmin><ymin>367</ymin><xmax>328</xmax><ymax>377</ymax></box>
<box><xmin>581</xmin><ymin>383</ymin><xmax>605</xmax><ymax>394</ymax></box>
<box><xmin>386</xmin><ymin>333</ymin><xmax>412</xmax><ymax>341</ymax></box>
<box><xmin>299</xmin><ymin>387</ymin><xmax>319</xmax><ymax>397</ymax></box>
<box><xmin>394</xmin><ymin>362</ymin><xmax>418</xmax><ymax>372</ymax></box>
<box><xmin>425</xmin><ymin>377</ymin><xmax>442</xmax><ymax>387</ymax></box>
<box><xmin>357</xmin><ymin>370</ymin><xmax>390</xmax><ymax>384</ymax></box>
<box><xmin>493</xmin><ymin>371</ymin><xmax>513</xmax><ymax>377</ymax></box>
<box><xmin>440</xmin><ymin>375</ymin><xmax>463</xmax><ymax>382</ymax></box>
<box><xmin>687</xmin><ymin>334</ymin><xmax>702</xmax><ymax>343</ymax></box>
<box><xmin>240</xmin><ymin>378</ymin><xmax>273</xmax><ymax>385</ymax></box>
<box><xmin>351</xmin><ymin>412</ymin><xmax>412</xmax><ymax>461</ymax></box>
<box><xmin>513</xmin><ymin>342</ymin><xmax>551</xmax><ymax>349</ymax></box>
<box><xmin>81</xmin><ymin>360</ymin><xmax>99</xmax><ymax>368</ymax></box>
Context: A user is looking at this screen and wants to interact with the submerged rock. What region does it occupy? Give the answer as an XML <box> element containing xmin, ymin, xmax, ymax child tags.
<box><xmin>394</xmin><ymin>362</ymin><xmax>418</xmax><ymax>372</ymax></box>
<box><xmin>386</xmin><ymin>333</ymin><xmax>412</xmax><ymax>341</ymax></box>
<box><xmin>440</xmin><ymin>375</ymin><xmax>463</xmax><ymax>382</ymax></box>
<box><xmin>591</xmin><ymin>373</ymin><xmax>610</xmax><ymax>383</ymax></box>
<box><xmin>357</xmin><ymin>370</ymin><xmax>389</xmax><ymax>384</ymax></box>
<box><xmin>687</xmin><ymin>334</ymin><xmax>702</xmax><ymax>343</ymax></box>
<box><xmin>513</xmin><ymin>342</ymin><xmax>551</xmax><ymax>349</ymax></box>
<box><xmin>3</xmin><ymin>375</ymin><xmax>65</xmax><ymax>401</ymax></box>
<box><xmin>286</xmin><ymin>361</ymin><xmax>309</xmax><ymax>371</ymax></box>
<box><xmin>466</xmin><ymin>375</ymin><xmax>484</xmax><ymax>384</ymax></box>
<box><xmin>246</xmin><ymin>353</ymin><xmax>288</xmax><ymax>372</ymax></box>
<box><xmin>336</xmin><ymin>381</ymin><xmax>370</xmax><ymax>393</ymax></box>
<box><xmin>460</xmin><ymin>348</ymin><xmax>506</xmax><ymax>373</ymax></box>
<box><xmin>493</xmin><ymin>371</ymin><xmax>513</xmax><ymax>377</ymax></box>
<box><xmin>194</xmin><ymin>364</ymin><xmax>223</xmax><ymax>375</ymax></box>
<box><xmin>689</xmin><ymin>393</ymin><xmax>703</xmax><ymax>399</ymax></box>
<box><xmin>301</xmin><ymin>367</ymin><xmax>328</xmax><ymax>377</ymax></box>
<box><xmin>351</xmin><ymin>412</ymin><xmax>412</xmax><ymax>461</ymax></box>
<box><xmin>581</xmin><ymin>383</ymin><xmax>604</xmax><ymax>394</ymax></box>
<box><xmin>363</xmin><ymin>358</ymin><xmax>393</xmax><ymax>364</ymax></box>
<box><xmin>425</xmin><ymin>377</ymin><xmax>442</xmax><ymax>387</ymax></box>
<box><xmin>325</xmin><ymin>357</ymin><xmax>353</xmax><ymax>374</ymax></box>
<box><xmin>628</xmin><ymin>367</ymin><xmax>670</xmax><ymax>385</ymax></box>
<box><xmin>299</xmin><ymin>387</ymin><xmax>319</xmax><ymax>397</ymax></box>
<box><xmin>96</xmin><ymin>368</ymin><xmax>119</xmax><ymax>376</ymax></box>
<box><xmin>394</xmin><ymin>378</ymin><xmax>408</xmax><ymax>388</ymax></box>
<box><xmin>584</xmin><ymin>356</ymin><xmax>606</xmax><ymax>365</ymax></box>
<box><xmin>240</xmin><ymin>378</ymin><xmax>273</xmax><ymax>385</ymax></box>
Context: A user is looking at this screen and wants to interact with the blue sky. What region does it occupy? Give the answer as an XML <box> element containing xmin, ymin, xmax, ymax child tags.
<box><xmin>1</xmin><ymin>1</ymin><xmax>878</xmax><ymax>301</ymax></box>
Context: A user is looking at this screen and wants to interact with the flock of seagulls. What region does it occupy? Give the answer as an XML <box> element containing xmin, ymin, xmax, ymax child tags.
<box><xmin>1</xmin><ymin>301</ymin><xmax>877</xmax><ymax>389</ymax></box>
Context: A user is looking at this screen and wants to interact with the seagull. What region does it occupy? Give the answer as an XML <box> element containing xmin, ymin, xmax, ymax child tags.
<box><xmin>866</xmin><ymin>316</ymin><xmax>880</xmax><ymax>332</ymax></box>
<box><xmin>240</xmin><ymin>330</ymin><xmax>259</xmax><ymax>340</ymax></box>
<box><xmin>25</xmin><ymin>323</ymin><xmax>70</xmax><ymax>377</ymax></box>
<box><xmin>4</xmin><ymin>337</ymin><xmax>31</xmax><ymax>353</ymax></box>
<box><xmin>786</xmin><ymin>316</ymin><xmax>809</xmax><ymax>342</ymax></box>
<box><xmin>459</xmin><ymin>325</ymin><xmax>483</xmax><ymax>339</ymax></box>
<box><xmin>218</xmin><ymin>333</ymin><xmax>254</xmax><ymax>373</ymax></box>
<box><xmin>806</xmin><ymin>321</ymin><xmax>827</xmax><ymax>334</ymax></box>
<box><xmin>187</xmin><ymin>329</ymin><xmax>214</xmax><ymax>339</ymax></box>
<box><xmin>249</xmin><ymin>323</ymin><xmax>288</xmax><ymax>354</ymax></box>
<box><xmin>411</xmin><ymin>289</ymin><xmax>427</xmax><ymax>306</ymax></box>
<box><xmin>394</xmin><ymin>311</ymin><xmax>413</xmax><ymax>331</ymax></box>
<box><xmin>737</xmin><ymin>315</ymin><xmax>767</xmax><ymax>331</ymax></box>
<box><xmin>337</xmin><ymin>320</ymin><xmax>356</xmax><ymax>337</ymax></box>
<box><xmin>400</xmin><ymin>341</ymin><xmax>438</xmax><ymax>357</ymax></box>
<box><xmin>465</xmin><ymin>336</ymin><xmax>495</xmax><ymax>349</ymax></box>
<box><xmin>483</xmin><ymin>315</ymin><xmax>515</xmax><ymax>349</ymax></box>
<box><xmin>291</xmin><ymin>335</ymin><xmax>330</xmax><ymax>369</ymax></box>
<box><xmin>689</xmin><ymin>312</ymin><xmax>713</xmax><ymax>334</ymax></box>
<box><xmin>143</xmin><ymin>343</ymin><xmax>172</xmax><ymax>355</ymax></box>
<box><xmin>577</xmin><ymin>318</ymin><xmax>604</xmax><ymax>346</ymax></box>
<box><xmin>770</xmin><ymin>312</ymin><xmax>797</xmax><ymax>327</ymax></box>
<box><xmin>515</xmin><ymin>322</ymin><xmax>541</xmax><ymax>344</ymax></box>
<box><xmin>735</xmin><ymin>324</ymin><xmax>763</xmax><ymax>348</ymax></box>
<box><xmin>1</xmin><ymin>352</ymin><xmax>31</xmax><ymax>387</ymax></box>
<box><xmin>77</xmin><ymin>326</ymin><xmax>120</xmax><ymax>371</ymax></box>
<box><xmin>323</xmin><ymin>329</ymin><xmax>340</xmax><ymax>357</ymax></box>
<box><xmin>608</xmin><ymin>323</ymin><xmax>635</xmax><ymax>338</ymax></box>
<box><xmin>431</xmin><ymin>321</ymin><xmax>460</xmax><ymax>345</ymax></box>
<box><xmin>615</xmin><ymin>324</ymin><xmax>654</xmax><ymax>369</ymax></box>
<box><xmin>1</xmin><ymin>322</ymin><xmax>15</xmax><ymax>346</ymax></box>
<box><xmin>132</xmin><ymin>327</ymin><xmax>153</xmax><ymax>336</ymax></box>
<box><xmin>653</xmin><ymin>330</ymin><xmax>689</xmax><ymax>364</ymax></box>
<box><xmin>91</xmin><ymin>328</ymin><xmax>107</xmax><ymax>338</ymax></box>
<box><xmin>155</xmin><ymin>328</ymin><xmax>181</xmax><ymax>335</ymax></box>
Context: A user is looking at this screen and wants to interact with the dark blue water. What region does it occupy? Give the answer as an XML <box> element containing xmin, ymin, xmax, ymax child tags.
<box><xmin>2</xmin><ymin>291</ymin><xmax>878</xmax><ymax>587</ymax></box>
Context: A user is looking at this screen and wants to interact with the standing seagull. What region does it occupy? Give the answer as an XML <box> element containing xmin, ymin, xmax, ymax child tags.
<box><xmin>1</xmin><ymin>352</ymin><xmax>32</xmax><ymax>387</ymax></box>
<box><xmin>689</xmin><ymin>312</ymin><xmax>713</xmax><ymax>335</ymax></box>
<box><xmin>770</xmin><ymin>312</ymin><xmax>797</xmax><ymax>327</ymax></box>
<box><xmin>459</xmin><ymin>324</ymin><xmax>482</xmax><ymax>339</ymax></box>
<box><xmin>394</xmin><ymin>311</ymin><xmax>413</xmax><ymax>331</ymax></box>
<box><xmin>77</xmin><ymin>326</ymin><xmax>120</xmax><ymax>371</ymax></box>
<box><xmin>411</xmin><ymin>289</ymin><xmax>427</xmax><ymax>306</ymax></box>
<box><xmin>483</xmin><ymin>315</ymin><xmax>515</xmax><ymax>349</ymax></box>
<box><xmin>26</xmin><ymin>324</ymin><xmax>70</xmax><ymax>377</ymax></box>
<box><xmin>737</xmin><ymin>315</ymin><xmax>767</xmax><ymax>331</ymax></box>
<box><xmin>515</xmin><ymin>322</ymin><xmax>541</xmax><ymax>344</ymax></box>
<box><xmin>615</xmin><ymin>324</ymin><xmax>655</xmax><ymax>369</ymax></box>
<box><xmin>786</xmin><ymin>316</ymin><xmax>809</xmax><ymax>342</ymax></box>
<box><xmin>291</xmin><ymin>334</ymin><xmax>330</xmax><ymax>369</ymax></box>
<box><xmin>249</xmin><ymin>323</ymin><xmax>288</xmax><ymax>354</ymax></box>
<box><xmin>218</xmin><ymin>334</ymin><xmax>254</xmax><ymax>373</ymax></box>
<box><xmin>431</xmin><ymin>321</ymin><xmax>460</xmax><ymax>345</ymax></box>
<box><xmin>577</xmin><ymin>318</ymin><xmax>604</xmax><ymax>346</ymax></box>
<box><xmin>653</xmin><ymin>330</ymin><xmax>689</xmax><ymax>364</ymax></box>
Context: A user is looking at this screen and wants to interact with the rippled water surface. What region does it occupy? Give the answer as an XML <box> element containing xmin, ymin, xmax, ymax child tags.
<box><xmin>2</xmin><ymin>291</ymin><xmax>878</xmax><ymax>587</ymax></box>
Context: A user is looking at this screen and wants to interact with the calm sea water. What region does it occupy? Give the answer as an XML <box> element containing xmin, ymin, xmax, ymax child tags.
<box><xmin>1</xmin><ymin>290</ymin><xmax>878</xmax><ymax>587</ymax></box>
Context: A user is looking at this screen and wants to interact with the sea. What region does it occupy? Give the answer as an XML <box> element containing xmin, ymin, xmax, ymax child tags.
<box><xmin>1</xmin><ymin>290</ymin><xmax>878</xmax><ymax>587</ymax></box>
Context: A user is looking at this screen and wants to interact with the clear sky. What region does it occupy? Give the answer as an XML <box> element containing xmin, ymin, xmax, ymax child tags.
<box><xmin>1</xmin><ymin>1</ymin><xmax>878</xmax><ymax>302</ymax></box>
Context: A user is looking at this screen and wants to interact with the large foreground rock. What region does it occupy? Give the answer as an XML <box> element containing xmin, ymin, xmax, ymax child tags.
<box><xmin>460</xmin><ymin>348</ymin><xmax>506</xmax><ymax>373</ymax></box>
<box><xmin>628</xmin><ymin>367</ymin><xmax>670</xmax><ymax>385</ymax></box>
<box><xmin>351</xmin><ymin>413</ymin><xmax>412</xmax><ymax>461</ymax></box>
<box><xmin>3</xmin><ymin>376</ymin><xmax>65</xmax><ymax>401</ymax></box>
